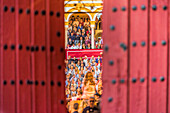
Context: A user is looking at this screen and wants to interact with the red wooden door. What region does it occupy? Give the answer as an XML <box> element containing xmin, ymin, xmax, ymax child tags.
<box><xmin>0</xmin><ymin>0</ymin><xmax>66</xmax><ymax>113</ymax></box>
<box><xmin>102</xmin><ymin>0</ymin><xmax>169</xmax><ymax>113</ymax></box>
<box><xmin>1</xmin><ymin>0</ymin><xmax>170</xmax><ymax>113</ymax></box>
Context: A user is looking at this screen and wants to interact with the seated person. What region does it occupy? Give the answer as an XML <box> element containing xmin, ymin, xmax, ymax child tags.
<box><xmin>73</xmin><ymin>103</ymin><xmax>79</xmax><ymax>113</ymax></box>
<box><xmin>82</xmin><ymin>97</ymin><xmax>100</xmax><ymax>113</ymax></box>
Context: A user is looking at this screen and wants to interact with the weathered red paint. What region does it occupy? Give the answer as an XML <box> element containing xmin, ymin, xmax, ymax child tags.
<box><xmin>0</xmin><ymin>0</ymin><xmax>66</xmax><ymax>113</ymax></box>
<box><xmin>0</xmin><ymin>0</ymin><xmax>16</xmax><ymax>112</ymax></box>
<box><xmin>1</xmin><ymin>0</ymin><xmax>170</xmax><ymax>113</ymax></box>
<box><xmin>149</xmin><ymin>0</ymin><xmax>168</xmax><ymax>113</ymax></box>
<box><xmin>102</xmin><ymin>0</ymin><xmax>128</xmax><ymax>113</ymax></box>
<box><xmin>129</xmin><ymin>0</ymin><xmax>148</xmax><ymax>113</ymax></box>
<box><xmin>49</xmin><ymin>0</ymin><xmax>66</xmax><ymax>112</ymax></box>
<box><xmin>16</xmin><ymin>0</ymin><xmax>32</xmax><ymax>112</ymax></box>
<box><xmin>31</xmin><ymin>0</ymin><xmax>47</xmax><ymax>112</ymax></box>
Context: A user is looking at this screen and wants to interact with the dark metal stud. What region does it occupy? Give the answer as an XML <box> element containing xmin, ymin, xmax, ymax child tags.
<box><xmin>19</xmin><ymin>9</ymin><xmax>23</xmax><ymax>14</ymax></box>
<box><xmin>132</xmin><ymin>41</ymin><xmax>137</xmax><ymax>47</ymax></box>
<box><xmin>57</xmin><ymin>81</ymin><xmax>61</xmax><ymax>87</ymax></box>
<box><xmin>56</xmin><ymin>12</ymin><xmax>60</xmax><ymax>17</ymax></box>
<box><xmin>112</xmin><ymin>79</ymin><xmax>116</xmax><ymax>84</ymax></box>
<box><xmin>141</xmin><ymin>5</ymin><xmax>146</xmax><ymax>10</ymax></box>
<box><xmin>112</xmin><ymin>7</ymin><xmax>117</xmax><ymax>12</ymax></box>
<box><xmin>10</xmin><ymin>7</ymin><xmax>15</xmax><ymax>12</ymax></box>
<box><xmin>50</xmin><ymin>11</ymin><xmax>54</xmax><ymax>16</ymax></box>
<box><xmin>26</xmin><ymin>80</ymin><xmax>30</xmax><ymax>85</ymax></box>
<box><xmin>19</xmin><ymin>80</ymin><xmax>23</xmax><ymax>85</ymax></box>
<box><xmin>35</xmin><ymin>46</ymin><xmax>39</xmax><ymax>51</ymax></box>
<box><xmin>27</xmin><ymin>80</ymin><xmax>33</xmax><ymax>85</ymax></box>
<box><xmin>26</xmin><ymin>46</ymin><xmax>30</xmax><ymax>51</ymax></box>
<box><xmin>108</xmin><ymin>97</ymin><xmax>113</xmax><ymax>102</ymax></box>
<box><xmin>41</xmin><ymin>10</ymin><xmax>46</xmax><ymax>15</ymax></box>
<box><xmin>121</xmin><ymin>7</ymin><xmax>126</xmax><ymax>11</ymax></box>
<box><xmin>141</xmin><ymin>41</ymin><xmax>146</xmax><ymax>46</ymax></box>
<box><xmin>160</xmin><ymin>76</ymin><xmax>165</xmax><ymax>82</ymax></box>
<box><xmin>132</xmin><ymin>78</ymin><xmax>136</xmax><ymax>83</ymax></box>
<box><xmin>3</xmin><ymin>80</ymin><xmax>7</xmax><ymax>85</ymax></box>
<box><xmin>123</xmin><ymin>45</ymin><xmax>127</xmax><ymax>51</ymax></box>
<box><xmin>41</xmin><ymin>46</ymin><xmax>45</xmax><ymax>51</ymax></box>
<box><xmin>152</xmin><ymin>41</ymin><xmax>156</xmax><ymax>46</ymax></box>
<box><xmin>58</xmin><ymin>65</ymin><xmax>62</xmax><ymax>70</ymax></box>
<box><xmin>4</xmin><ymin>6</ymin><xmax>8</xmax><ymax>12</ymax></box>
<box><xmin>132</xmin><ymin>6</ymin><xmax>137</xmax><ymax>10</ymax></box>
<box><xmin>34</xmin><ymin>10</ymin><xmax>38</xmax><ymax>15</ymax></box>
<box><xmin>51</xmin><ymin>81</ymin><xmax>54</xmax><ymax>86</ymax></box>
<box><xmin>162</xmin><ymin>40</ymin><xmax>166</xmax><ymax>46</ymax></box>
<box><xmin>120</xmin><ymin>43</ymin><xmax>127</xmax><ymax>51</ymax></box>
<box><xmin>18</xmin><ymin>44</ymin><xmax>23</xmax><ymax>50</ymax></box>
<box><xmin>41</xmin><ymin>81</ymin><xmax>45</xmax><ymax>86</ymax></box>
<box><xmin>104</xmin><ymin>45</ymin><xmax>109</xmax><ymax>52</ymax></box>
<box><xmin>120</xmin><ymin>79</ymin><xmax>125</xmax><ymax>83</ymax></box>
<box><xmin>60</xmin><ymin>100</ymin><xmax>64</xmax><ymax>104</ymax></box>
<box><xmin>120</xmin><ymin>43</ymin><xmax>124</xmax><ymax>47</ymax></box>
<box><xmin>50</xmin><ymin>46</ymin><xmax>54</xmax><ymax>52</ymax></box>
<box><xmin>35</xmin><ymin>80</ymin><xmax>38</xmax><ymax>85</ymax></box>
<box><xmin>163</xmin><ymin>5</ymin><xmax>167</xmax><ymax>10</ymax></box>
<box><xmin>31</xmin><ymin>46</ymin><xmax>34</xmax><ymax>52</ymax></box>
<box><xmin>30</xmin><ymin>80</ymin><xmax>33</xmax><ymax>85</ymax></box>
<box><xmin>26</xmin><ymin>9</ymin><xmax>30</xmax><ymax>14</ymax></box>
<box><xmin>152</xmin><ymin>77</ymin><xmax>157</xmax><ymax>82</ymax></box>
<box><xmin>140</xmin><ymin>78</ymin><xmax>145</xmax><ymax>83</ymax></box>
<box><xmin>60</xmin><ymin>47</ymin><xmax>64</xmax><ymax>52</ymax></box>
<box><xmin>152</xmin><ymin>5</ymin><xmax>157</xmax><ymax>10</ymax></box>
<box><xmin>11</xmin><ymin>45</ymin><xmax>15</xmax><ymax>50</ymax></box>
<box><xmin>57</xmin><ymin>32</ymin><xmax>61</xmax><ymax>37</ymax></box>
<box><xmin>109</xmin><ymin>60</ymin><xmax>114</xmax><ymax>65</ymax></box>
<box><xmin>110</xmin><ymin>25</ymin><xmax>115</xmax><ymax>30</ymax></box>
<box><xmin>11</xmin><ymin>80</ymin><xmax>15</xmax><ymax>85</ymax></box>
<box><xmin>4</xmin><ymin>44</ymin><xmax>8</xmax><ymax>50</ymax></box>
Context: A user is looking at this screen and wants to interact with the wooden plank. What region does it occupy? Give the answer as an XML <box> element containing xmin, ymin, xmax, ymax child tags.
<box><xmin>129</xmin><ymin>1</ymin><xmax>148</xmax><ymax>113</ymax></box>
<box><xmin>16</xmin><ymin>0</ymin><xmax>32</xmax><ymax>112</ymax></box>
<box><xmin>0</xmin><ymin>0</ymin><xmax>16</xmax><ymax>112</ymax></box>
<box><xmin>102</xmin><ymin>0</ymin><xmax>128</xmax><ymax>113</ymax></box>
<box><xmin>149</xmin><ymin>0</ymin><xmax>168</xmax><ymax>113</ymax></box>
<box><xmin>49</xmin><ymin>0</ymin><xmax>66</xmax><ymax>112</ymax></box>
<box><xmin>31</xmin><ymin>0</ymin><xmax>47</xmax><ymax>112</ymax></box>
<box><xmin>46</xmin><ymin>0</ymin><xmax>51</xmax><ymax>112</ymax></box>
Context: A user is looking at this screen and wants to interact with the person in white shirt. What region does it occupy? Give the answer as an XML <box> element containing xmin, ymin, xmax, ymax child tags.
<box><xmin>90</xmin><ymin>56</ymin><xmax>95</xmax><ymax>63</ymax></box>
<box><xmin>71</xmin><ymin>44</ymin><xmax>78</xmax><ymax>49</ymax></box>
<box><xmin>73</xmin><ymin>19</ymin><xmax>79</xmax><ymax>27</ymax></box>
<box><xmin>84</xmin><ymin>19</ymin><xmax>90</xmax><ymax>27</ymax></box>
<box><xmin>67</xmin><ymin>24</ymin><xmax>72</xmax><ymax>31</ymax></box>
<box><xmin>77</xmin><ymin>43</ymin><xmax>82</xmax><ymax>49</ymax></box>
<box><xmin>95</xmin><ymin>67</ymin><xmax>100</xmax><ymax>76</ymax></box>
<box><xmin>83</xmin><ymin>56</ymin><xmax>88</xmax><ymax>66</ymax></box>
<box><xmin>69</xmin><ymin>66</ymin><xmax>75</xmax><ymax>75</ymax></box>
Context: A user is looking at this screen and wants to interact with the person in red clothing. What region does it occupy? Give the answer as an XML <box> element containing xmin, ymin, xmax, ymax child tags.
<box><xmin>86</xmin><ymin>27</ymin><xmax>91</xmax><ymax>35</ymax></box>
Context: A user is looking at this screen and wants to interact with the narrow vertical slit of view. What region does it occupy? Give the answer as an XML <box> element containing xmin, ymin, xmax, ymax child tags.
<box><xmin>64</xmin><ymin>0</ymin><xmax>103</xmax><ymax>112</ymax></box>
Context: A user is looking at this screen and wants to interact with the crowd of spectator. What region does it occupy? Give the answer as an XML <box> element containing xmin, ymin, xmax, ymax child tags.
<box><xmin>65</xmin><ymin>55</ymin><xmax>103</xmax><ymax>100</ymax></box>
<box><xmin>66</xmin><ymin>16</ymin><xmax>103</xmax><ymax>49</ymax></box>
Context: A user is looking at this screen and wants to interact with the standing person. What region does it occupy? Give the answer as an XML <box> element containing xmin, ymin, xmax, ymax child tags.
<box><xmin>82</xmin><ymin>97</ymin><xmax>100</xmax><ymax>113</ymax></box>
